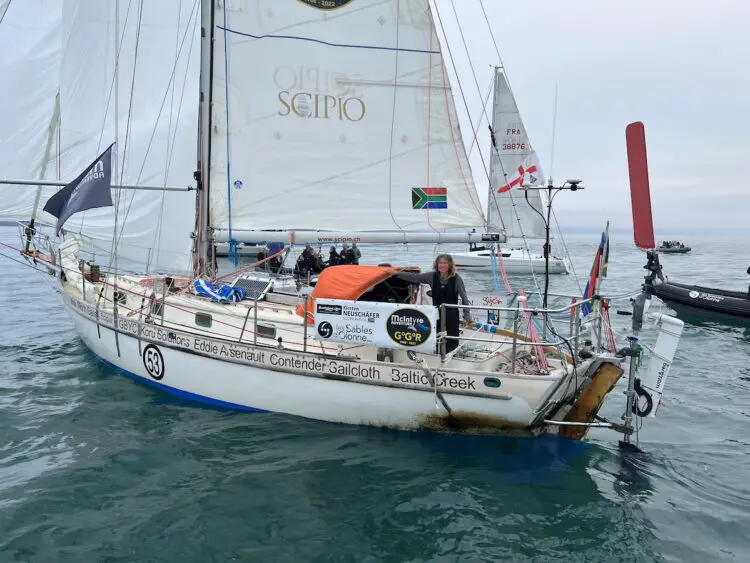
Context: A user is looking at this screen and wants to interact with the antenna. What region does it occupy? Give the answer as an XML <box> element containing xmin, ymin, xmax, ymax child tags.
<box><xmin>549</xmin><ymin>83</ymin><xmax>559</xmax><ymax>182</ymax></box>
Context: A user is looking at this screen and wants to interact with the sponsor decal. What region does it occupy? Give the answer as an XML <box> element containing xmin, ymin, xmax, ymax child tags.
<box><xmin>390</xmin><ymin>368</ymin><xmax>476</xmax><ymax>390</ymax></box>
<box><xmin>654</xmin><ymin>362</ymin><xmax>669</xmax><ymax>392</ymax></box>
<box><xmin>143</xmin><ymin>344</ymin><xmax>165</xmax><ymax>380</ymax></box>
<box><xmin>688</xmin><ymin>290</ymin><xmax>724</xmax><ymax>303</ymax></box>
<box><xmin>66</xmin><ymin>295</ymin><xmax>487</xmax><ymax>394</ymax></box>
<box><xmin>386</xmin><ymin>308</ymin><xmax>432</xmax><ymax>348</ymax></box>
<box><xmin>316</xmin><ymin>303</ymin><xmax>342</xmax><ymax>315</ymax></box>
<box><xmin>278</xmin><ymin>91</ymin><xmax>365</xmax><ymax>121</ymax></box>
<box><xmin>297</xmin><ymin>0</ymin><xmax>353</xmax><ymax>10</ymax></box>
<box><xmin>469</xmin><ymin>294</ymin><xmax>504</xmax><ymax>307</ymax></box>
<box><xmin>317</xmin><ymin>321</ymin><xmax>334</xmax><ymax>339</ymax></box>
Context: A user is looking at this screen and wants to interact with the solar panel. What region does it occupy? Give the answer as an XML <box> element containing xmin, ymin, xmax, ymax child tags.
<box><xmin>232</xmin><ymin>276</ymin><xmax>273</xmax><ymax>301</ymax></box>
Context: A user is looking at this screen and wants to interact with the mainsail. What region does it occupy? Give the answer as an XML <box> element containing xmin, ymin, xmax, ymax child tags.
<box><xmin>207</xmin><ymin>0</ymin><xmax>486</xmax><ymax>240</ymax></box>
<box><xmin>486</xmin><ymin>69</ymin><xmax>547</xmax><ymax>240</ymax></box>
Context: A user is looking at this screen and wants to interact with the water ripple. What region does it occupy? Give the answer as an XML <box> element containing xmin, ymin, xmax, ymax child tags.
<box><xmin>1</xmin><ymin>230</ymin><xmax>750</xmax><ymax>561</ymax></box>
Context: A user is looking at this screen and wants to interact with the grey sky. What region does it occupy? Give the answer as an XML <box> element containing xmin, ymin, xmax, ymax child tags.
<box><xmin>437</xmin><ymin>0</ymin><xmax>750</xmax><ymax>232</ymax></box>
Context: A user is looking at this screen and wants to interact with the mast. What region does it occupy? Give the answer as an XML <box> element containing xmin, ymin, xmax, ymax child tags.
<box><xmin>195</xmin><ymin>0</ymin><xmax>215</xmax><ymax>276</ymax></box>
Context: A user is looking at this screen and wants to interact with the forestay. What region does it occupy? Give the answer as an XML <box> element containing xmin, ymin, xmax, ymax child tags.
<box><xmin>46</xmin><ymin>0</ymin><xmax>201</xmax><ymax>273</ymax></box>
<box><xmin>486</xmin><ymin>69</ymin><xmax>547</xmax><ymax>240</ymax></box>
<box><xmin>209</xmin><ymin>0</ymin><xmax>485</xmax><ymax>237</ymax></box>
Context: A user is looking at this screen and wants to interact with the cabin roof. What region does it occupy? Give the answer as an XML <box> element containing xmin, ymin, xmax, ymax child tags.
<box><xmin>295</xmin><ymin>265</ymin><xmax>420</xmax><ymax>321</ymax></box>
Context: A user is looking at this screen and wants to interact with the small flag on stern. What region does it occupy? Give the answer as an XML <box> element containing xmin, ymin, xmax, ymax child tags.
<box><xmin>43</xmin><ymin>144</ymin><xmax>115</xmax><ymax>235</ymax></box>
<box><xmin>581</xmin><ymin>226</ymin><xmax>610</xmax><ymax>317</ymax></box>
<box><xmin>411</xmin><ymin>187</ymin><xmax>447</xmax><ymax>209</ymax></box>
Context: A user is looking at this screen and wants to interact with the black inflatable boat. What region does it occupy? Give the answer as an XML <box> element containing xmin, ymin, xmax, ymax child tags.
<box><xmin>657</xmin><ymin>241</ymin><xmax>691</xmax><ymax>254</ymax></box>
<box><xmin>638</xmin><ymin>253</ymin><xmax>750</xmax><ymax>319</ymax></box>
<box><xmin>652</xmin><ymin>281</ymin><xmax>750</xmax><ymax>318</ymax></box>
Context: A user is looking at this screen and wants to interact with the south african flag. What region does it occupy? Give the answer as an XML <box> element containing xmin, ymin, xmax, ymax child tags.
<box><xmin>411</xmin><ymin>187</ymin><xmax>447</xmax><ymax>209</ymax></box>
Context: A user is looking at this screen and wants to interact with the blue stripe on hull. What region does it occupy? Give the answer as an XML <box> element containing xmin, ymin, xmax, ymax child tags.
<box><xmin>95</xmin><ymin>355</ymin><xmax>270</xmax><ymax>414</ymax></box>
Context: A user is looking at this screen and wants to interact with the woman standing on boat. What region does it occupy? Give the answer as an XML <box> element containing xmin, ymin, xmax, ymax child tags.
<box><xmin>396</xmin><ymin>254</ymin><xmax>472</xmax><ymax>353</ymax></box>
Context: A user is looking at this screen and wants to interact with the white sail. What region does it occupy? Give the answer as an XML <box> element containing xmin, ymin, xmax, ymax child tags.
<box><xmin>486</xmin><ymin>69</ymin><xmax>547</xmax><ymax>240</ymax></box>
<box><xmin>207</xmin><ymin>0</ymin><xmax>485</xmax><ymax>239</ymax></box>
<box><xmin>0</xmin><ymin>1</ymin><xmax>62</xmax><ymax>223</ymax></box>
<box><xmin>46</xmin><ymin>0</ymin><xmax>201</xmax><ymax>273</ymax></box>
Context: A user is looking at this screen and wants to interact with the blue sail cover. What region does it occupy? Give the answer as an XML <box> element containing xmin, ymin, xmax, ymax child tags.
<box><xmin>193</xmin><ymin>280</ymin><xmax>246</xmax><ymax>303</ymax></box>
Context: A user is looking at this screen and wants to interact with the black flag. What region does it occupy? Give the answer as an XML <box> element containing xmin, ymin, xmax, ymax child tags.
<box><xmin>43</xmin><ymin>144</ymin><xmax>115</xmax><ymax>235</ymax></box>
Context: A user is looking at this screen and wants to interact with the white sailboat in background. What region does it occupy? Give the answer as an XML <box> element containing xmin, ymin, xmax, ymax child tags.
<box><xmin>1</xmin><ymin>0</ymin><xmax>683</xmax><ymax>445</ymax></box>
<box><xmin>453</xmin><ymin>68</ymin><xmax>569</xmax><ymax>275</ymax></box>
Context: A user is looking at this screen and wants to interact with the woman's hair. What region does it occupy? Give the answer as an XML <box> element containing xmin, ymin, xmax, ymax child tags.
<box><xmin>433</xmin><ymin>254</ymin><xmax>456</xmax><ymax>278</ymax></box>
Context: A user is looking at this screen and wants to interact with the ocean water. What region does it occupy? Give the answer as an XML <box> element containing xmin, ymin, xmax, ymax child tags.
<box><xmin>1</xmin><ymin>228</ymin><xmax>749</xmax><ymax>562</ymax></box>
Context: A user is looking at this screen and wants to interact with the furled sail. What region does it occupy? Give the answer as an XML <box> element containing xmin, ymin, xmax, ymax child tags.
<box><xmin>0</xmin><ymin>0</ymin><xmax>62</xmax><ymax>223</ymax></box>
<box><xmin>486</xmin><ymin>69</ymin><xmax>547</xmax><ymax>240</ymax></box>
<box><xmin>45</xmin><ymin>0</ymin><xmax>201</xmax><ymax>273</ymax></box>
<box><xmin>208</xmin><ymin>0</ymin><xmax>485</xmax><ymax>239</ymax></box>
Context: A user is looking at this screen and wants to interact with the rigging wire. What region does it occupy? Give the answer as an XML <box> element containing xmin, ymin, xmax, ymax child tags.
<box><xmin>423</xmin><ymin>15</ymin><xmax>440</xmax><ymax>235</ymax></box>
<box><xmin>70</xmin><ymin>0</ymin><xmax>135</xmax><ymax>235</ymax></box>
<box><xmin>476</xmin><ymin>1</ymin><xmax>580</xmax><ymax>282</ymax></box>
<box><xmin>119</xmin><ymin>0</ymin><xmax>145</xmax><ymax>188</ymax></box>
<box><xmin>221</xmin><ymin>0</ymin><xmax>238</xmax><ymax>265</ymax></box>
<box><xmin>153</xmin><ymin>2</ymin><xmax>199</xmax><ymax>272</ymax></box>
<box><xmin>60</xmin><ymin>0</ymin><xmax>198</xmax><ymax>276</ymax></box>
<box><xmin>386</xmin><ymin>0</ymin><xmax>404</xmax><ymax>231</ymax></box>
<box><xmin>449</xmin><ymin>0</ymin><xmax>487</xmax><ymax>115</ymax></box>
<box><xmin>108</xmin><ymin>0</ymin><xmax>122</xmax><ymax>319</ymax></box>
<box><xmin>547</xmin><ymin>84</ymin><xmax>583</xmax><ymax>294</ymax></box>
<box><xmin>434</xmin><ymin>2</ymin><xmax>539</xmax><ymax>312</ymax></box>
<box><xmin>466</xmin><ymin>75</ymin><xmax>494</xmax><ymax>159</ymax></box>
<box><xmin>431</xmin><ymin>2</ymin><xmax>491</xmax><ymax>186</ymax></box>
<box><xmin>0</xmin><ymin>0</ymin><xmax>13</xmax><ymax>27</ymax></box>
<box><xmin>112</xmin><ymin>0</ymin><xmax>200</xmax><ymax>256</ymax></box>
<box><xmin>103</xmin><ymin>0</ymin><xmax>143</xmax><ymax>310</ymax></box>
<box><xmin>440</xmin><ymin>1</ymin><xmax>545</xmax><ymax>293</ymax></box>
<box><xmin>478</xmin><ymin>0</ymin><xmax>503</xmax><ymax>62</ymax></box>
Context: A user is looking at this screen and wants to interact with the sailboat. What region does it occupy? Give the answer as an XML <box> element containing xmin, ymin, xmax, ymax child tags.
<box><xmin>452</xmin><ymin>68</ymin><xmax>569</xmax><ymax>275</ymax></box>
<box><xmin>3</xmin><ymin>1</ymin><xmax>681</xmax><ymax>443</ymax></box>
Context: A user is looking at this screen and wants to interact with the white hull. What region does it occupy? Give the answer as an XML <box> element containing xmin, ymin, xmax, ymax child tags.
<box><xmin>58</xmin><ymin>279</ymin><xmax>606</xmax><ymax>434</ymax></box>
<box><xmin>453</xmin><ymin>248</ymin><xmax>569</xmax><ymax>275</ymax></box>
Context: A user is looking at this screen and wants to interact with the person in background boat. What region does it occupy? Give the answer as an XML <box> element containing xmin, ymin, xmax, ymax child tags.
<box><xmin>256</xmin><ymin>249</ymin><xmax>267</xmax><ymax>270</ymax></box>
<box><xmin>315</xmin><ymin>247</ymin><xmax>327</xmax><ymax>272</ymax></box>
<box><xmin>468</xmin><ymin>228</ymin><xmax>486</xmax><ymax>252</ymax></box>
<box><xmin>326</xmin><ymin>246</ymin><xmax>340</xmax><ymax>267</ymax></box>
<box><xmin>395</xmin><ymin>254</ymin><xmax>472</xmax><ymax>353</ymax></box>
<box><xmin>267</xmin><ymin>242</ymin><xmax>285</xmax><ymax>273</ymax></box>
<box><xmin>340</xmin><ymin>244</ymin><xmax>355</xmax><ymax>265</ymax></box>
<box><xmin>295</xmin><ymin>245</ymin><xmax>316</xmax><ymax>277</ymax></box>
<box><xmin>351</xmin><ymin>243</ymin><xmax>361</xmax><ymax>265</ymax></box>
